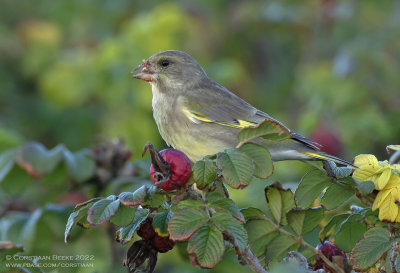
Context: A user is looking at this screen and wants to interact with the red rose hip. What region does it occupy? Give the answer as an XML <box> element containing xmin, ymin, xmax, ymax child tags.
<box><xmin>149</xmin><ymin>149</ymin><xmax>192</xmax><ymax>191</ymax></box>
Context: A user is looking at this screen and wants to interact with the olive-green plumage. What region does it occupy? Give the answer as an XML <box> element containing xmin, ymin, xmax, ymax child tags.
<box><xmin>133</xmin><ymin>50</ymin><xmax>354</xmax><ymax>167</ymax></box>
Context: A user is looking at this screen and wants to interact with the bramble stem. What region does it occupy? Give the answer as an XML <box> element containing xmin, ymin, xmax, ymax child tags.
<box><xmin>242</xmin><ymin>246</ymin><xmax>268</xmax><ymax>273</ymax></box>
<box><xmin>391</xmin><ymin>241</ymin><xmax>399</xmax><ymax>273</ymax></box>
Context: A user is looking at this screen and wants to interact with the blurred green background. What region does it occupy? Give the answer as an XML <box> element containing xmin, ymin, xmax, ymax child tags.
<box><xmin>1</xmin><ymin>0</ymin><xmax>399</xmax><ymax>272</ymax></box>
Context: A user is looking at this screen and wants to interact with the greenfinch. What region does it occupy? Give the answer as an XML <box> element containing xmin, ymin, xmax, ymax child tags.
<box><xmin>133</xmin><ymin>50</ymin><xmax>354</xmax><ymax>167</ymax></box>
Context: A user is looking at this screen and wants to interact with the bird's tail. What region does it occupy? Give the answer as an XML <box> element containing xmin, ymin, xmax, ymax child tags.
<box><xmin>302</xmin><ymin>151</ymin><xmax>357</xmax><ymax>169</ymax></box>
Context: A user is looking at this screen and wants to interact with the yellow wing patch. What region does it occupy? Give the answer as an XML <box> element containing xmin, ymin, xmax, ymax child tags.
<box><xmin>181</xmin><ymin>107</ymin><xmax>257</xmax><ymax>129</ymax></box>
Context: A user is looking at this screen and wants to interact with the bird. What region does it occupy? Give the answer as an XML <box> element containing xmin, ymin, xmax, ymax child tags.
<box><xmin>132</xmin><ymin>50</ymin><xmax>355</xmax><ymax>168</ymax></box>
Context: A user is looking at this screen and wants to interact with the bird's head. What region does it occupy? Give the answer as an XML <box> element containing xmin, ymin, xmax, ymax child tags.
<box><xmin>132</xmin><ymin>50</ymin><xmax>207</xmax><ymax>92</ymax></box>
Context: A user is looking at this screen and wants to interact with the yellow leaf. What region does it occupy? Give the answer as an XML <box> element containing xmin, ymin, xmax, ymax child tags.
<box><xmin>372</xmin><ymin>189</ymin><xmax>391</xmax><ymax>211</ymax></box>
<box><xmin>383</xmin><ymin>175</ymin><xmax>400</xmax><ymax>190</ymax></box>
<box><xmin>353</xmin><ymin>155</ymin><xmax>382</xmax><ymax>182</ymax></box>
<box><xmin>391</xmin><ymin>186</ymin><xmax>400</xmax><ymax>205</ymax></box>
<box><xmin>386</xmin><ymin>145</ymin><xmax>400</xmax><ymax>152</ymax></box>
<box><xmin>375</xmin><ymin>168</ymin><xmax>392</xmax><ymax>190</ymax></box>
<box><xmin>377</xmin><ymin>192</ymin><xmax>398</xmax><ymax>222</ymax></box>
<box><xmin>354</xmin><ymin>154</ymin><xmax>379</xmax><ymax>167</ymax></box>
<box><xmin>396</xmin><ymin>208</ymin><xmax>400</xmax><ymax>223</ymax></box>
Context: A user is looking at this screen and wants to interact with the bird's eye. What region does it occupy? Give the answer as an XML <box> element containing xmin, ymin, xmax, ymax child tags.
<box><xmin>160</xmin><ymin>60</ymin><xmax>170</xmax><ymax>67</ymax></box>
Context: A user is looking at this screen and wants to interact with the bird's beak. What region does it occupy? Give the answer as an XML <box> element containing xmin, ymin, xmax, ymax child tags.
<box><xmin>132</xmin><ymin>59</ymin><xmax>156</xmax><ymax>82</ymax></box>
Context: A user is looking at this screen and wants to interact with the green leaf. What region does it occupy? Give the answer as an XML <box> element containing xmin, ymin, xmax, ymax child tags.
<box><xmin>319</xmin><ymin>213</ymin><xmax>350</xmax><ymax>241</ymax></box>
<box><xmin>295</xmin><ymin>169</ymin><xmax>331</xmax><ymax>208</ymax></box>
<box><xmin>216</xmin><ymin>148</ymin><xmax>254</xmax><ymax>189</ymax></box>
<box><xmin>334</xmin><ymin>214</ymin><xmax>367</xmax><ymax>252</ymax></box>
<box><xmin>187</xmin><ymin>225</ymin><xmax>225</xmax><ymax>269</ymax></box>
<box><xmin>173</xmin><ymin>200</ymin><xmax>205</xmax><ymax>211</ymax></box>
<box><xmin>241</xmin><ymin>207</ymin><xmax>265</xmax><ymax>221</ymax></box>
<box><xmin>193</xmin><ymin>159</ymin><xmax>217</xmax><ymax>189</ymax></box>
<box><xmin>209</xmin><ymin>198</ymin><xmax>244</xmax><ymax>222</ymax></box>
<box><xmin>73</xmin><ymin>197</ymin><xmax>103</xmax><ymax>211</ymax></box>
<box><xmin>351</xmin><ymin>227</ymin><xmax>392</xmax><ymax>270</ymax></box>
<box><xmin>0</xmin><ymin>241</ymin><xmax>24</xmax><ymax>270</ymax></box>
<box><xmin>65</xmin><ymin>202</ymin><xmax>94</xmax><ymax>243</ymax></box>
<box><xmin>265</xmin><ymin>183</ymin><xmax>295</xmax><ymax>225</ymax></box>
<box><xmin>119</xmin><ymin>186</ymin><xmax>148</xmax><ymax>207</ymax></box>
<box><xmin>63</xmin><ymin>149</ymin><xmax>95</xmax><ymax>182</ymax></box>
<box><xmin>238</xmin><ymin>119</ymin><xmax>290</xmax><ymax>144</ymax></box>
<box><xmin>321</xmin><ymin>183</ymin><xmax>354</xmax><ymax>210</ymax></box>
<box><xmin>87</xmin><ymin>195</ymin><xmax>120</xmax><ymax>225</ymax></box>
<box><xmin>239</xmin><ymin>143</ymin><xmax>273</xmax><ymax>179</ymax></box>
<box><xmin>168</xmin><ymin>207</ymin><xmax>210</xmax><ymax>241</ymax></box>
<box><xmin>286</xmin><ymin>207</ymin><xmax>324</xmax><ymax>235</ymax></box>
<box><xmin>246</xmin><ymin>219</ymin><xmax>279</xmax><ymax>257</ymax></box>
<box><xmin>358</xmin><ymin>181</ymin><xmax>375</xmax><ymax>195</ymax></box>
<box><xmin>212</xmin><ymin>212</ymin><xmax>247</xmax><ymax>253</ymax></box>
<box><xmin>16</xmin><ymin>142</ymin><xmax>64</xmax><ymax>178</ymax></box>
<box><xmin>110</xmin><ymin>205</ymin><xmax>137</xmax><ymax>227</ymax></box>
<box><xmin>116</xmin><ymin>208</ymin><xmax>149</xmax><ymax>244</ymax></box>
<box><xmin>0</xmin><ymin>149</ymin><xmax>16</xmax><ymax>182</ymax></box>
<box><xmin>152</xmin><ymin>211</ymin><xmax>173</xmax><ymax>237</ymax></box>
<box><xmin>266</xmin><ymin>235</ymin><xmax>298</xmax><ymax>260</ymax></box>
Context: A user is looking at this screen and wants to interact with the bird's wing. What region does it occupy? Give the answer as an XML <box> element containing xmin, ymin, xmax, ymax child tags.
<box><xmin>180</xmin><ymin>82</ymin><xmax>288</xmax><ymax>131</ymax></box>
<box><xmin>180</xmin><ymin>82</ymin><xmax>321</xmax><ymax>150</ymax></box>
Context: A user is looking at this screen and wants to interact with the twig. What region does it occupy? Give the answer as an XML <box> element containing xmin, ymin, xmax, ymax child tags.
<box><xmin>260</xmin><ymin>215</ymin><xmax>345</xmax><ymax>273</ymax></box>
<box><xmin>391</xmin><ymin>241</ymin><xmax>399</xmax><ymax>273</ymax></box>
<box><xmin>241</xmin><ymin>246</ymin><xmax>268</xmax><ymax>273</ymax></box>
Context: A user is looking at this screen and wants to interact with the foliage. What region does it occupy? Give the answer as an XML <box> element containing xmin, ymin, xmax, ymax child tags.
<box><xmin>1</xmin><ymin>117</ymin><xmax>400</xmax><ymax>273</ymax></box>
<box><xmin>1</xmin><ymin>1</ymin><xmax>400</xmax><ymax>273</ymax></box>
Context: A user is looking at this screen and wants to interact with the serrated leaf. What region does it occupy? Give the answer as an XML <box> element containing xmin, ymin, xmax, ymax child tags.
<box><xmin>241</xmin><ymin>207</ymin><xmax>265</xmax><ymax>221</ymax></box>
<box><xmin>265</xmin><ymin>183</ymin><xmax>295</xmax><ymax>225</ymax></box>
<box><xmin>87</xmin><ymin>195</ymin><xmax>119</xmax><ymax>225</ymax></box>
<box><xmin>351</xmin><ymin>227</ymin><xmax>392</xmax><ymax>270</ymax></box>
<box><xmin>187</xmin><ymin>225</ymin><xmax>224</xmax><ymax>269</ymax></box>
<box><xmin>239</xmin><ymin>143</ymin><xmax>273</xmax><ymax>179</ymax></box>
<box><xmin>119</xmin><ymin>186</ymin><xmax>147</xmax><ymax>207</ymax></box>
<box><xmin>319</xmin><ymin>213</ymin><xmax>350</xmax><ymax>241</ymax></box>
<box><xmin>0</xmin><ymin>149</ymin><xmax>16</xmax><ymax>183</ymax></box>
<box><xmin>0</xmin><ymin>241</ymin><xmax>24</xmax><ymax>270</ymax></box>
<box><xmin>116</xmin><ymin>208</ymin><xmax>149</xmax><ymax>244</ymax></box>
<box><xmin>216</xmin><ymin>149</ymin><xmax>254</xmax><ymax>189</ymax></box>
<box><xmin>209</xmin><ymin>198</ymin><xmax>244</xmax><ymax>222</ymax></box>
<box><xmin>173</xmin><ymin>200</ymin><xmax>205</xmax><ymax>211</ymax></box>
<box><xmin>193</xmin><ymin>159</ymin><xmax>217</xmax><ymax>189</ymax></box>
<box><xmin>142</xmin><ymin>192</ymin><xmax>166</xmax><ymax>208</ymax></box>
<box><xmin>321</xmin><ymin>183</ymin><xmax>354</xmax><ymax>210</ymax></box>
<box><xmin>153</xmin><ymin>211</ymin><xmax>173</xmax><ymax>237</ymax></box>
<box><xmin>238</xmin><ymin>119</ymin><xmax>290</xmax><ymax>144</ymax></box>
<box><xmin>246</xmin><ymin>219</ymin><xmax>279</xmax><ymax>257</ymax></box>
<box><xmin>73</xmin><ymin>197</ymin><xmax>103</xmax><ymax>211</ymax></box>
<box><xmin>63</xmin><ymin>149</ymin><xmax>95</xmax><ymax>182</ymax></box>
<box><xmin>212</xmin><ymin>212</ymin><xmax>248</xmax><ymax>253</ymax></box>
<box><xmin>266</xmin><ymin>235</ymin><xmax>298</xmax><ymax>260</ymax></box>
<box><xmin>295</xmin><ymin>169</ymin><xmax>332</xmax><ymax>208</ymax></box>
<box><xmin>334</xmin><ymin>214</ymin><xmax>367</xmax><ymax>252</ymax></box>
<box><xmin>168</xmin><ymin>207</ymin><xmax>210</xmax><ymax>241</ymax></box>
<box><xmin>16</xmin><ymin>142</ymin><xmax>64</xmax><ymax>178</ymax></box>
<box><xmin>287</xmin><ymin>208</ymin><xmax>324</xmax><ymax>235</ymax></box>
<box><xmin>205</xmin><ymin>191</ymin><xmax>224</xmax><ymax>203</ymax></box>
<box><xmin>110</xmin><ymin>205</ymin><xmax>136</xmax><ymax>227</ymax></box>
<box><xmin>65</xmin><ymin>203</ymin><xmax>93</xmax><ymax>243</ymax></box>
